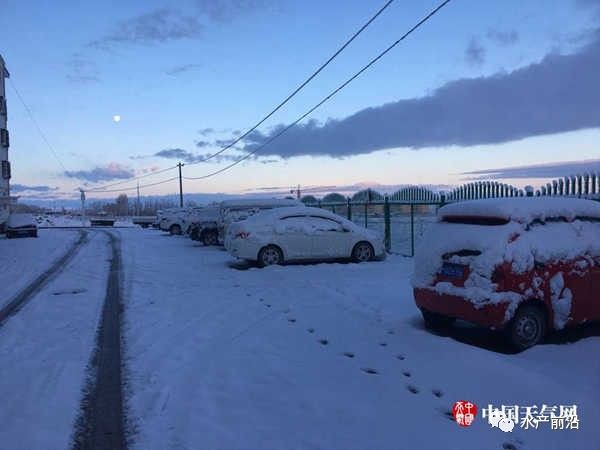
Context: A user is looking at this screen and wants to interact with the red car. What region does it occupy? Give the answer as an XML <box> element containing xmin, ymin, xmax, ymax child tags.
<box><xmin>413</xmin><ymin>197</ymin><xmax>600</xmax><ymax>350</ymax></box>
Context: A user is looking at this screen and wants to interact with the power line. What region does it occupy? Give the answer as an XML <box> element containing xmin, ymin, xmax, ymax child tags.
<box><xmin>185</xmin><ymin>0</ymin><xmax>452</xmax><ymax>181</ymax></box>
<box><xmin>86</xmin><ymin>164</ymin><xmax>179</xmax><ymax>192</ymax></box>
<box><xmin>10</xmin><ymin>77</ymin><xmax>179</xmax><ymax>194</ymax></box>
<box><xmin>9</xmin><ymin>78</ymin><xmax>68</xmax><ymax>173</ymax></box>
<box><xmin>187</xmin><ymin>0</ymin><xmax>396</xmax><ymax>166</ymax></box>
<box><xmin>86</xmin><ymin>176</ymin><xmax>179</xmax><ymax>194</ymax></box>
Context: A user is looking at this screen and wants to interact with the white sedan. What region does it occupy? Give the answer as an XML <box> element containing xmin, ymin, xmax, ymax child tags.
<box><xmin>225</xmin><ymin>206</ymin><xmax>385</xmax><ymax>266</ymax></box>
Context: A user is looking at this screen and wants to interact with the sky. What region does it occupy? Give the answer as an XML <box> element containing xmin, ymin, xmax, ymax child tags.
<box><xmin>1</xmin><ymin>0</ymin><xmax>599</xmax><ymax>204</ymax></box>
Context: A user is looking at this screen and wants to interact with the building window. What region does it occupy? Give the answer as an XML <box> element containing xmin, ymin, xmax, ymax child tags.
<box><xmin>0</xmin><ymin>96</ymin><xmax>5</xmax><ymax>115</ymax></box>
<box><xmin>0</xmin><ymin>128</ymin><xmax>8</xmax><ymax>148</ymax></box>
<box><xmin>1</xmin><ymin>161</ymin><xmax>10</xmax><ymax>179</ymax></box>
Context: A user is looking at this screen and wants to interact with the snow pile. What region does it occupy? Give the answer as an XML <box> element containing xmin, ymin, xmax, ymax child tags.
<box><xmin>439</xmin><ymin>197</ymin><xmax>600</xmax><ymax>224</ymax></box>
<box><xmin>36</xmin><ymin>215</ymin><xmax>91</xmax><ymax>228</ymax></box>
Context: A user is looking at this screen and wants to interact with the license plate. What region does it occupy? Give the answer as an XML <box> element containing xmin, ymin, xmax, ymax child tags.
<box><xmin>440</xmin><ymin>262</ymin><xmax>466</xmax><ymax>278</ymax></box>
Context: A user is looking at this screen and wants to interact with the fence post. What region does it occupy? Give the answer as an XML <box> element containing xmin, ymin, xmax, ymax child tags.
<box><xmin>364</xmin><ymin>201</ymin><xmax>368</xmax><ymax>228</ymax></box>
<box><xmin>384</xmin><ymin>196</ymin><xmax>391</xmax><ymax>252</ymax></box>
<box><xmin>347</xmin><ymin>197</ymin><xmax>352</xmax><ymax>221</ymax></box>
<box><xmin>410</xmin><ymin>203</ymin><xmax>415</xmax><ymax>257</ymax></box>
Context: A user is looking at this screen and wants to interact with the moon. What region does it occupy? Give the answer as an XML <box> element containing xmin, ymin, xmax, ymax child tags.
<box><xmin>113</xmin><ymin>115</ymin><xmax>121</xmax><ymax>123</ymax></box>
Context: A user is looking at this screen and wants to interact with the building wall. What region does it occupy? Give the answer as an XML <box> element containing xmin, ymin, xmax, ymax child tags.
<box><xmin>0</xmin><ymin>54</ymin><xmax>10</xmax><ymax>226</ymax></box>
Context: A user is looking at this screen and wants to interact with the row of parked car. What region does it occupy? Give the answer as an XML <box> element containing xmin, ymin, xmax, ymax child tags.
<box><xmin>154</xmin><ymin>199</ymin><xmax>386</xmax><ymax>266</ymax></box>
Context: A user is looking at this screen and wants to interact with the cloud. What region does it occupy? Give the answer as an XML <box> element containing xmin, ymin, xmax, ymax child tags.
<box><xmin>66</xmin><ymin>55</ymin><xmax>100</xmax><ymax>83</ymax></box>
<box><xmin>154</xmin><ymin>147</ymin><xmax>269</xmax><ymax>164</ymax></box>
<box><xmin>195</xmin><ymin>140</ymin><xmax>210</xmax><ymax>148</ymax></box>
<box><xmin>64</xmin><ymin>163</ymin><xmax>135</xmax><ymax>182</ymax></box>
<box><xmin>166</xmin><ymin>63</ymin><xmax>202</xmax><ymax>76</ymax></box>
<box><xmin>199</xmin><ymin>127</ymin><xmax>215</xmax><ymax>136</ymax></box>
<box><xmin>241</xmin><ymin>30</ymin><xmax>600</xmax><ymax>158</ymax></box>
<box><xmin>486</xmin><ymin>29</ymin><xmax>519</xmax><ymax>46</ymax></box>
<box><xmin>11</xmin><ymin>184</ymin><xmax>59</xmax><ymax>193</ymax></box>
<box><xmin>89</xmin><ymin>8</ymin><xmax>204</xmax><ymax>50</ymax></box>
<box><xmin>465</xmin><ymin>37</ymin><xmax>485</xmax><ymax>66</ymax></box>
<box><xmin>192</xmin><ymin>0</ymin><xmax>277</xmax><ymax>22</ymax></box>
<box><xmin>462</xmin><ymin>159</ymin><xmax>600</xmax><ymax>180</ymax></box>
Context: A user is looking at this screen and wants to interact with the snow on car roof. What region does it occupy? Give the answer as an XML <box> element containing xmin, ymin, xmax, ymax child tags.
<box><xmin>438</xmin><ymin>197</ymin><xmax>600</xmax><ymax>223</ymax></box>
<box><xmin>7</xmin><ymin>213</ymin><xmax>36</xmax><ymax>228</ymax></box>
<box><xmin>238</xmin><ymin>206</ymin><xmax>364</xmax><ymax>231</ymax></box>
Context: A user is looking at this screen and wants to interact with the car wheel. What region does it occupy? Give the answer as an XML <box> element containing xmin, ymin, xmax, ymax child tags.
<box><xmin>508</xmin><ymin>304</ymin><xmax>546</xmax><ymax>350</ymax></box>
<box><xmin>421</xmin><ymin>309</ymin><xmax>456</xmax><ymax>329</ymax></box>
<box><xmin>258</xmin><ymin>245</ymin><xmax>283</xmax><ymax>267</ymax></box>
<box><xmin>352</xmin><ymin>241</ymin><xmax>374</xmax><ymax>262</ymax></box>
<box><xmin>203</xmin><ymin>231</ymin><xmax>218</xmax><ymax>246</ymax></box>
<box><xmin>169</xmin><ymin>224</ymin><xmax>182</xmax><ymax>235</ymax></box>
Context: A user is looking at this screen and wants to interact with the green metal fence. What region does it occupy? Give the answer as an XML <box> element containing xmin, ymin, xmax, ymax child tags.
<box><xmin>309</xmin><ymin>198</ymin><xmax>443</xmax><ymax>257</ymax></box>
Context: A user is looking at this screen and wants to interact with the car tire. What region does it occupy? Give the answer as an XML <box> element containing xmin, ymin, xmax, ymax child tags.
<box><xmin>352</xmin><ymin>241</ymin><xmax>374</xmax><ymax>263</ymax></box>
<box><xmin>421</xmin><ymin>309</ymin><xmax>456</xmax><ymax>329</ymax></box>
<box><xmin>258</xmin><ymin>245</ymin><xmax>284</xmax><ymax>267</ymax></box>
<box><xmin>202</xmin><ymin>230</ymin><xmax>218</xmax><ymax>246</ymax></box>
<box><xmin>169</xmin><ymin>224</ymin><xmax>182</xmax><ymax>235</ymax></box>
<box><xmin>508</xmin><ymin>304</ymin><xmax>546</xmax><ymax>350</ymax></box>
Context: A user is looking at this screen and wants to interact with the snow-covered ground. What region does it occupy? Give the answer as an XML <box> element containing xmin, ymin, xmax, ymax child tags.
<box><xmin>0</xmin><ymin>229</ymin><xmax>80</xmax><ymax>308</ymax></box>
<box><xmin>0</xmin><ymin>231</ymin><xmax>111</xmax><ymax>449</ymax></box>
<box><xmin>121</xmin><ymin>229</ymin><xmax>600</xmax><ymax>450</ymax></box>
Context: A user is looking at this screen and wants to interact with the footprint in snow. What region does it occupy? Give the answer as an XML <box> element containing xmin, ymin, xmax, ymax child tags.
<box><xmin>407</xmin><ymin>385</ymin><xmax>419</xmax><ymax>394</ymax></box>
<box><xmin>432</xmin><ymin>389</ymin><xmax>444</xmax><ymax>398</ymax></box>
<box><xmin>287</xmin><ymin>318</ymin><xmax>296</xmax><ymax>323</ymax></box>
<box><xmin>402</xmin><ymin>371</ymin><xmax>411</xmax><ymax>378</ymax></box>
<box><xmin>387</xmin><ymin>330</ymin><xmax>395</xmax><ymax>335</ymax></box>
<box><xmin>307</xmin><ymin>328</ymin><xmax>315</xmax><ymax>334</ymax></box>
<box><xmin>502</xmin><ymin>444</ymin><xmax>517</xmax><ymax>450</ymax></box>
<box><xmin>343</xmin><ymin>352</ymin><xmax>355</xmax><ymax>358</ymax></box>
<box><xmin>318</xmin><ymin>339</ymin><xmax>329</xmax><ymax>346</ymax></box>
<box><xmin>440</xmin><ymin>409</ymin><xmax>454</xmax><ymax>422</ymax></box>
<box><xmin>379</xmin><ymin>342</ymin><xmax>388</xmax><ymax>347</ymax></box>
<box><xmin>396</xmin><ymin>354</ymin><xmax>406</xmax><ymax>361</ymax></box>
<box><xmin>361</xmin><ymin>368</ymin><xmax>378</xmax><ymax>375</ymax></box>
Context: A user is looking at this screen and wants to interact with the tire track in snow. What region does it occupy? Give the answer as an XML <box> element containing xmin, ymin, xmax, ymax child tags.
<box><xmin>0</xmin><ymin>229</ymin><xmax>88</xmax><ymax>327</ymax></box>
<box><xmin>72</xmin><ymin>231</ymin><xmax>127</xmax><ymax>450</ymax></box>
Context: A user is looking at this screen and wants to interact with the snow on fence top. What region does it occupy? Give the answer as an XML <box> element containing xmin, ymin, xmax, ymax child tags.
<box><xmin>438</xmin><ymin>197</ymin><xmax>600</xmax><ymax>224</ymax></box>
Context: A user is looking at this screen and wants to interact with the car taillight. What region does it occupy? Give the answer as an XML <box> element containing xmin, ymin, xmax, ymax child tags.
<box><xmin>235</xmin><ymin>231</ymin><xmax>250</xmax><ymax>239</ymax></box>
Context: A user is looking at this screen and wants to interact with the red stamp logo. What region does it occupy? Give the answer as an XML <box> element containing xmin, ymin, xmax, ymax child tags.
<box><xmin>453</xmin><ymin>400</ymin><xmax>478</xmax><ymax>427</ymax></box>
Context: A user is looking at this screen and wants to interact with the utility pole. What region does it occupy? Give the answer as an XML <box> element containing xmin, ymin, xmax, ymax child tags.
<box><xmin>177</xmin><ymin>162</ymin><xmax>184</xmax><ymax>207</ymax></box>
<box><xmin>136</xmin><ymin>181</ymin><xmax>140</xmax><ymax>216</ymax></box>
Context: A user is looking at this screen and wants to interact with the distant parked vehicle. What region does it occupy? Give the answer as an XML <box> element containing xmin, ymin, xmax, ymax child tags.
<box><xmin>225</xmin><ymin>206</ymin><xmax>385</xmax><ymax>267</ymax></box>
<box><xmin>158</xmin><ymin>208</ymin><xmax>189</xmax><ymax>235</ymax></box>
<box><xmin>5</xmin><ymin>213</ymin><xmax>38</xmax><ymax>238</ymax></box>
<box><xmin>190</xmin><ymin>198</ymin><xmax>302</xmax><ymax>246</ymax></box>
<box><xmin>413</xmin><ymin>197</ymin><xmax>600</xmax><ymax>350</ymax></box>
